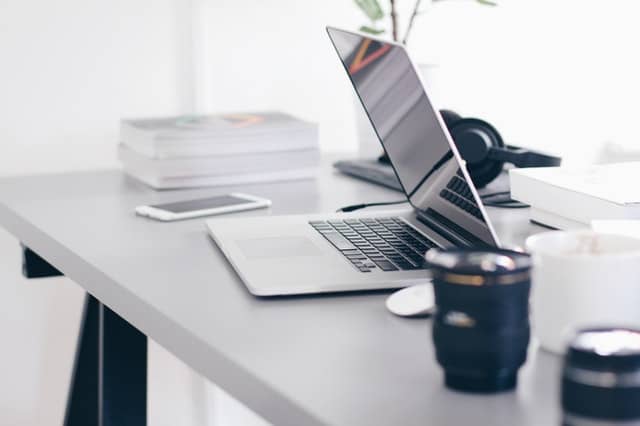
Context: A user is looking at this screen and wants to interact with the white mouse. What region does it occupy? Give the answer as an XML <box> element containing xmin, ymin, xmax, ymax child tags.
<box><xmin>385</xmin><ymin>281</ymin><xmax>435</xmax><ymax>318</ymax></box>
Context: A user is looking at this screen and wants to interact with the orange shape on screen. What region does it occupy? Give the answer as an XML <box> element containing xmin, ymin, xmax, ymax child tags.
<box><xmin>348</xmin><ymin>39</ymin><xmax>391</xmax><ymax>75</ymax></box>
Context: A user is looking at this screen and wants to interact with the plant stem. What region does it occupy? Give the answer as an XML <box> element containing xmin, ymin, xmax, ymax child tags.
<box><xmin>390</xmin><ymin>0</ymin><xmax>398</xmax><ymax>42</ymax></box>
<box><xmin>402</xmin><ymin>0</ymin><xmax>423</xmax><ymax>45</ymax></box>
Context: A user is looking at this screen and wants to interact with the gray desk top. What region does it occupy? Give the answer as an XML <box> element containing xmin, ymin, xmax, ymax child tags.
<box><xmin>0</xmin><ymin>158</ymin><xmax>558</xmax><ymax>426</ymax></box>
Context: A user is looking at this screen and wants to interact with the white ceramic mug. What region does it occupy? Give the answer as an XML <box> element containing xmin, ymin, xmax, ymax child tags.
<box><xmin>526</xmin><ymin>231</ymin><xmax>640</xmax><ymax>354</ymax></box>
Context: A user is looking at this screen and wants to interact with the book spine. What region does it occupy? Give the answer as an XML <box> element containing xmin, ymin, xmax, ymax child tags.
<box><xmin>121</xmin><ymin>128</ymin><xmax>319</xmax><ymax>159</ymax></box>
<box><xmin>510</xmin><ymin>171</ymin><xmax>628</xmax><ymax>223</ymax></box>
<box><xmin>119</xmin><ymin>146</ymin><xmax>320</xmax><ymax>178</ymax></box>
<box><xmin>152</xmin><ymin>123</ymin><xmax>318</xmax><ymax>140</ymax></box>
<box><xmin>153</xmin><ymin>129</ymin><xmax>318</xmax><ymax>159</ymax></box>
<box><xmin>529</xmin><ymin>207</ymin><xmax>589</xmax><ymax>230</ymax></box>
<box><xmin>125</xmin><ymin>168</ymin><xmax>317</xmax><ymax>189</ymax></box>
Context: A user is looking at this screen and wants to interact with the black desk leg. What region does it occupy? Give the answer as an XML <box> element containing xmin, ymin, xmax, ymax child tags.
<box><xmin>21</xmin><ymin>245</ymin><xmax>147</xmax><ymax>426</ymax></box>
<box><xmin>63</xmin><ymin>294</ymin><xmax>148</xmax><ymax>426</ymax></box>
<box><xmin>99</xmin><ymin>301</ymin><xmax>147</xmax><ymax>426</ymax></box>
<box><xmin>21</xmin><ymin>245</ymin><xmax>62</xmax><ymax>278</ymax></box>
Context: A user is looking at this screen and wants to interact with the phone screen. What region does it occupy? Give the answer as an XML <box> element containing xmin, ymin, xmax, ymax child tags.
<box><xmin>151</xmin><ymin>195</ymin><xmax>252</xmax><ymax>213</ymax></box>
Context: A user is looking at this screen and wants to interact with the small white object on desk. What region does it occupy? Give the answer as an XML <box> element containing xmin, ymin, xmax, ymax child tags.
<box><xmin>135</xmin><ymin>193</ymin><xmax>271</xmax><ymax>221</ymax></box>
<box><xmin>385</xmin><ymin>282</ymin><xmax>434</xmax><ymax>318</ymax></box>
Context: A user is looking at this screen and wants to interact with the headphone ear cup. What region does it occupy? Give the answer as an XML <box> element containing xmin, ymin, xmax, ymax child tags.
<box><xmin>439</xmin><ymin>109</ymin><xmax>462</xmax><ymax>131</ymax></box>
<box><xmin>448</xmin><ymin>118</ymin><xmax>505</xmax><ymax>188</ymax></box>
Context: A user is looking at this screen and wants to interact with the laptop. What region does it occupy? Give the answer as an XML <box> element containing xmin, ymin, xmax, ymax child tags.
<box><xmin>206</xmin><ymin>27</ymin><xmax>500</xmax><ymax>296</ymax></box>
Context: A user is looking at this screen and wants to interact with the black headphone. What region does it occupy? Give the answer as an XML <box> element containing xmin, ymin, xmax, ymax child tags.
<box><xmin>439</xmin><ymin>110</ymin><xmax>562</xmax><ymax>188</ymax></box>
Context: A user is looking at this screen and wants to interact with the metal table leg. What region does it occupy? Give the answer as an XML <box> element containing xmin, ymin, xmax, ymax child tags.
<box><xmin>98</xmin><ymin>301</ymin><xmax>147</xmax><ymax>426</ymax></box>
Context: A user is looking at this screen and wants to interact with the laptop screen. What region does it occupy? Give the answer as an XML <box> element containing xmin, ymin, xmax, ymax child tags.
<box><xmin>327</xmin><ymin>27</ymin><xmax>498</xmax><ymax>247</ymax></box>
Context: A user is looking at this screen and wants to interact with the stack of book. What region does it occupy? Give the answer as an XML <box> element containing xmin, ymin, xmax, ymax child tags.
<box><xmin>118</xmin><ymin>112</ymin><xmax>319</xmax><ymax>189</ymax></box>
<box><xmin>509</xmin><ymin>162</ymin><xmax>640</xmax><ymax>229</ymax></box>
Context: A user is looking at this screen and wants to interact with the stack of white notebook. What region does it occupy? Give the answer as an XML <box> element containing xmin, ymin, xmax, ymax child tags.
<box><xmin>509</xmin><ymin>162</ymin><xmax>640</xmax><ymax>229</ymax></box>
<box><xmin>119</xmin><ymin>112</ymin><xmax>319</xmax><ymax>189</ymax></box>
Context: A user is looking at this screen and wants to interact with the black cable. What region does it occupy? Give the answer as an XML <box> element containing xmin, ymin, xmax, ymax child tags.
<box><xmin>482</xmin><ymin>202</ymin><xmax>529</xmax><ymax>209</ymax></box>
<box><xmin>337</xmin><ymin>191</ymin><xmax>528</xmax><ymax>213</ymax></box>
<box><xmin>336</xmin><ymin>200</ymin><xmax>409</xmax><ymax>213</ymax></box>
<box><xmin>480</xmin><ymin>191</ymin><xmax>529</xmax><ymax>209</ymax></box>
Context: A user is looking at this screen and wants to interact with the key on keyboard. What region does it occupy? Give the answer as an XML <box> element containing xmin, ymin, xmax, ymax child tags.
<box><xmin>309</xmin><ymin>217</ymin><xmax>437</xmax><ymax>272</ymax></box>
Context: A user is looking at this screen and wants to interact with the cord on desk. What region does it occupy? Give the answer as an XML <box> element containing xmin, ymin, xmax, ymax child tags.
<box><xmin>337</xmin><ymin>192</ymin><xmax>528</xmax><ymax>213</ymax></box>
<box><xmin>481</xmin><ymin>191</ymin><xmax>529</xmax><ymax>209</ymax></box>
<box><xmin>483</xmin><ymin>202</ymin><xmax>529</xmax><ymax>209</ymax></box>
<box><xmin>336</xmin><ymin>200</ymin><xmax>409</xmax><ymax>213</ymax></box>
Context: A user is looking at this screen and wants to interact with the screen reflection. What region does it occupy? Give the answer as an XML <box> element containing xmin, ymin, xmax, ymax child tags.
<box><xmin>328</xmin><ymin>27</ymin><xmax>497</xmax><ymax>247</ymax></box>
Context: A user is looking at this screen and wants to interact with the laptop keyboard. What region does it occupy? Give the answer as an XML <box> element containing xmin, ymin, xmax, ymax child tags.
<box><xmin>439</xmin><ymin>170</ymin><xmax>483</xmax><ymax>220</ymax></box>
<box><xmin>309</xmin><ymin>217</ymin><xmax>437</xmax><ymax>273</ymax></box>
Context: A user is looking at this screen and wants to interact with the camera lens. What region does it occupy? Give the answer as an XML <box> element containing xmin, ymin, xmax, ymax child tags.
<box><xmin>425</xmin><ymin>248</ymin><xmax>532</xmax><ymax>393</ymax></box>
<box><xmin>563</xmin><ymin>328</ymin><xmax>640</xmax><ymax>425</ymax></box>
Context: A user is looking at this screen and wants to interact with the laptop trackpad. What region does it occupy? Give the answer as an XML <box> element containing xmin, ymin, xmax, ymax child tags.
<box><xmin>237</xmin><ymin>237</ymin><xmax>322</xmax><ymax>259</ymax></box>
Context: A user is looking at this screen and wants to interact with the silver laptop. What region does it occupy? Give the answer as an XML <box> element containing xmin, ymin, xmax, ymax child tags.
<box><xmin>206</xmin><ymin>27</ymin><xmax>500</xmax><ymax>296</ymax></box>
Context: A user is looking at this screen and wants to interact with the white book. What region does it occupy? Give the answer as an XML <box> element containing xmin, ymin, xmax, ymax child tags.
<box><xmin>124</xmin><ymin>167</ymin><xmax>317</xmax><ymax>189</ymax></box>
<box><xmin>591</xmin><ymin>220</ymin><xmax>640</xmax><ymax>238</ymax></box>
<box><xmin>120</xmin><ymin>111</ymin><xmax>318</xmax><ymax>158</ymax></box>
<box><xmin>123</xmin><ymin>128</ymin><xmax>318</xmax><ymax>159</ymax></box>
<box><xmin>118</xmin><ymin>144</ymin><xmax>319</xmax><ymax>178</ymax></box>
<box><xmin>510</xmin><ymin>163</ymin><xmax>640</xmax><ymax>228</ymax></box>
<box><xmin>529</xmin><ymin>208</ymin><xmax>589</xmax><ymax>230</ymax></box>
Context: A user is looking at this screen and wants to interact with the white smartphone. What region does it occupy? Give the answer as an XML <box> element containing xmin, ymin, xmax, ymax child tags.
<box><xmin>135</xmin><ymin>193</ymin><xmax>271</xmax><ymax>221</ymax></box>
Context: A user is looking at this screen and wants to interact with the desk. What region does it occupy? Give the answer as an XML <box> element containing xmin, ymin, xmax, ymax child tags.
<box><xmin>0</xmin><ymin>158</ymin><xmax>556</xmax><ymax>426</ymax></box>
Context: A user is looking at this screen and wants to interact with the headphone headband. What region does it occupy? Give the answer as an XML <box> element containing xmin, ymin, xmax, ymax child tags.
<box><xmin>440</xmin><ymin>110</ymin><xmax>562</xmax><ymax>187</ymax></box>
<box><xmin>489</xmin><ymin>145</ymin><xmax>562</xmax><ymax>168</ymax></box>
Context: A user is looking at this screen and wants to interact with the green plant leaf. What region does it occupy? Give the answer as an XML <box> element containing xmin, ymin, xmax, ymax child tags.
<box><xmin>359</xmin><ymin>25</ymin><xmax>385</xmax><ymax>35</ymax></box>
<box><xmin>354</xmin><ymin>0</ymin><xmax>384</xmax><ymax>21</ymax></box>
<box><xmin>476</xmin><ymin>0</ymin><xmax>497</xmax><ymax>6</ymax></box>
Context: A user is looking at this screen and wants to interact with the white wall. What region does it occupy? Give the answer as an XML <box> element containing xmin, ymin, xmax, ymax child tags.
<box><xmin>0</xmin><ymin>0</ymin><xmax>191</xmax><ymax>176</ymax></box>
<box><xmin>194</xmin><ymin>0</ymin><xmax>364</xmax><ymax>152</ymax></box>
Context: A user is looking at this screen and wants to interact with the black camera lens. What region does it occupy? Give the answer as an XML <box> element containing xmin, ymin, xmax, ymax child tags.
<box><xmin>425</xmin><ymin>248</ymin><xmax>532</xmax><ymax>393</ymax></box>
<box><xmin>563</xmin><ymin>328</ymin><xmax>640</xmax><ymax>425</ymax></box>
